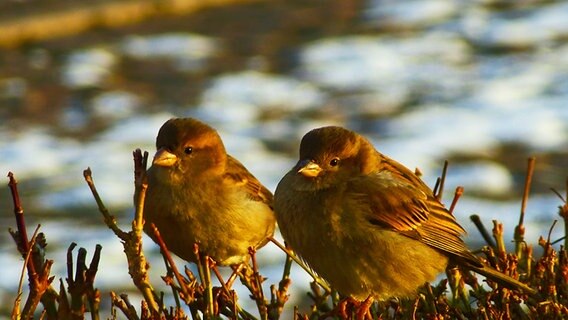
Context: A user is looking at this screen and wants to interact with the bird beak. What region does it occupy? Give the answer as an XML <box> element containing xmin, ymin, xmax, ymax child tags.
<box><xmin>297</xmin><ymin>159</ymin><xmax>322</xmax><ymax>178</ymax></box>
<box><xmin>153</xmin><ymin>148</ymin><xmax>178</xmax><ymax>167</ymax></box>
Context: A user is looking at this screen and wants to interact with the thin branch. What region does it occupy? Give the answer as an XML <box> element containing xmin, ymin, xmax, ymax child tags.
<box><xmin>149</xmin><ymin>223</ymin><xmax>191</xmax><ymax>302</ymax></box>
<box><xmin>8</xmin><ymin>172</ymin><xmax>37</xmax><ymax>284</ymax></box>
<box><xmin>83</xmin><ymin>161</ymin><xmax>159</xmax><ymax>314</ymax></box>
<box><xmin>551</xmin><ymin>177</ymin><xmax>568</xmax><ymax>248</ymax></box>
<box><xmin>12</xmin><ymin>224</ymin><xmax>42</xmax><ymax>319</ymax></box>
<box><xmin>470</xmin><ymin>215</ymin><xmax>496</xmax><ymax>249</ymax></box>
<box><xmin>8</xmin><ymin>172</ymin><xmax>57</xmax><ymax>318</ymax></box>
<box><xmin>448</xmin><ymin>186</ymin><xmax>464</xmax><ymax>215</ymax></box>
<box><xmin>83</xmin><ymin>168</ymin><xmax>128</xmax><ymax>240</ymax></box>
<box><xmin>519</xmin><ymin>157</ymin><xmax>536</xmax><ymax>226</ymax></box>
<box><xmin>248</xmin><ymin>247</ymin><xmax>267</xmax><ymax>320</ymax></box>
<box><xmin>268</xmin><ymin>237</ymin><xmax>331</xmax><ymax>293</ymax></box>
<box><xmin>194</xmin><ymin>244</ymin><xmax>214</xmax><ymax>317</ymax></box>
<box><xmin>515</xmin><ymin>157</ymin><xmax>535</xmax><ymax>258</ymax></box>
<box><xmin>435</xmin><ymin>161</ymin><xmax>449</xmax><ymax>201</ymax></box>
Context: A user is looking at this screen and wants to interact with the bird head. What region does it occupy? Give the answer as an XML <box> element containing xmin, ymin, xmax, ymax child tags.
<box><xmin>151</xmin><ymin>118</ymin><xmax>227</xmax><ymax>181</ymax></box>
<box><xmin>293</xmin><ymin>126</ymin><xmax>378</xmax><ymax>190</ymax></box>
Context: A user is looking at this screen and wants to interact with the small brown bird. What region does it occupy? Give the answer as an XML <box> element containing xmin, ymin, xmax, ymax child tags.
<box><xmin>143</xmin><ymin>118</ymin><xmax>276</xmax><ymax>265</ymax></box>
<box><xmin>274</xmin><ymin>126</ymin><xmax>534</xmax><ymax>300</ymax></box>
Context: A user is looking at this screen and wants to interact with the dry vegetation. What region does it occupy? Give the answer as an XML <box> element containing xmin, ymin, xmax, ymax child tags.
<box><xmin>7</xmin><ymin>152</ymin><xmax>568</xmax><ymax>319</ymax></box>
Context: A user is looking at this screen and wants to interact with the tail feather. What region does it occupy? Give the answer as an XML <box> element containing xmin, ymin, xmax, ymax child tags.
<box><xmin>465</xmin><ymin>263</ymin><xmax>536</xmax><ymax>295</ymax></box>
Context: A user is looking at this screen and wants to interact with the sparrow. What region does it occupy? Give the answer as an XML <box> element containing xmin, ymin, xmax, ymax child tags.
<box><xmin>143</xmin><ymin>117</ymin><xmax>276</xmax><ymax>265</ymax></box>
<box><xmin>274</xmin><ymin>126</ymin><xmax>534</xmax><ymax>300</ymax></box>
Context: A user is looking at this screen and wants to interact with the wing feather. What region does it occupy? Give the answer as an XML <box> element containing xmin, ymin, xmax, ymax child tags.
<box><xmin>349</xmin><ymin>155</ymin><xmax>479</xmax><ymax>264</ymax></box>
<box><xmin>224</xmin><ymin>155</ymin><xmax>273</xmax><ymax>207</ymax></box>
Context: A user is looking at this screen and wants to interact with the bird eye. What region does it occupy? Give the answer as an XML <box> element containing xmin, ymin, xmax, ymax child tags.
<box><xmin>184</xmin><ymin>147</ymin><xmax>193</xmax><ymax>155</ymax></box>
<box><xmin>329</xmin><ymin>158</ymin><xmax>340</xmax><ymax>167</ymax></box>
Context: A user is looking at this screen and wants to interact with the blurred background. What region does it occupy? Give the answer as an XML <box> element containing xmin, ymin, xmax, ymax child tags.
<box><xmin>1</xmin><ymin>0</ymin><xmax>567</xmax><ymax>317</ymax></box>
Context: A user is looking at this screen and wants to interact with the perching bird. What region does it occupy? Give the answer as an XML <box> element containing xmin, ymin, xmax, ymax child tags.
<box><xmin>143</xmin><ymin>118</ymin><xmax>276</xmax><ymax>265</ymax></box>
<box><xmin>274</xmin><ymin>126</ymin><xmax>534</xmax><ymax>300</ymax></box>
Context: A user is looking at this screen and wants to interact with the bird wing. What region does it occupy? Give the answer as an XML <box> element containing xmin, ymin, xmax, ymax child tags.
<box><xmin>349</xmin><ymin>158</ymin><xmax>478</xmax><ymax>264</ymax></box>
<box><xmin>224</xmin><ymin>155</ymin><xmax>274</xmax><ymax>206</ymax></box>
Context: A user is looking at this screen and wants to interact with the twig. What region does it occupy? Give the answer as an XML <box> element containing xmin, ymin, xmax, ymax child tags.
<box><xmin>12</xmin><ymin>224</ymin><xmax>42</xmax><ymax>319</ymax></box>
<box><xmin>8</xmin><ymin>172</ymin><xmax>57</xmax><ymax>318</ymax></box>
<box><xmin>149</xmin><ymin>223</ymin><xmax>192</xmax><ymax>302</ymax></box>
<box><xmin>522</xmin><ymin>244</ymin><xmax>533</xmax><ymax>278</ymax></box>
<box><xmin>448</xmin><ymin>186</ymin><xmax>464</xmax><ymax>215</ymax></box>
<box><xmin>67</xmin><ymin>243</ymin><xmax>87</xmax><ymax>315</ymax></box>
<box><xmin>492</xmin><ymin>221</ymin><xmax>506</xmax><ymax>256</ymax></box>
<box><xmin>515</xmin><ymin>157</ymin><xmax>535</xmax><ymax>257</ymax></box>
<box><xmin>83</xmin><ymin>168</ymin><xmax>128</xmax><ymax>240</ymax></box>
<box><xmin>551</xmin><ymin>236</ymin><xmax>566</xmax><ymax>246</ymax></box>
<box><xmin>470</xmin><ymin>215</ymin><xmax>496</xmax><ymax>249</ymax></box>
<box><xmin>209</xmin><ymin>259</ymin><xmax>253</xmax><ymax>319</ymax></box>
<box><xmin>433</xmin><ymin>178</ymin><xmax>441</xmax><ymax>198</ymax></box>
<box><xmin>59</xmin><ymin>279</ymin><xmax>71</xmax><ymax>316</ymax></box>
<box><xmin>86</xmin><ymin>245</ymin><xmax>103</xmax><ymax>320</ymax></box>
<box><xmin>248</xmin><ymin>247</ymin><xmax>268</xmax><ymax>320</ymax></box>
<box><xmin>83</xmin><ymin>152</ymin><xmax>159</xmax><ymax>314</ymax></box>
<box><xmin>111</xmin><ymin>292</ymin><xmax>140</xmax><ymax>320</ymax></box>
<box><xmin>435</xmin><ymin>160</ymin><xmax>449</xmax><ymax>201</ymax></box>
<box><xmin>551</xmin><ymin>177</ymin><xmax>568</xmax><ymax>248</ymax></box>
<box><xmin>64</xmin><ymin>243</ymin><xmax>102</xmax><ymax>319</ymax></box>
<box><xmin>547</xmin><ymin>220</ymin><xmax>558</xmax><ymax>244</ymax></box>
<box><xmin>194</xmin><ymin>243</ymin><xmax>215</xmax><ymax>318</ymax></box>
<box><xmin>209</xmin><ymin>260</ymin><xmax>231</xmax><ymax>297</ymax></box>
<box><xmin>8</xmin><ymin>172</ymin><xmax>30</xmax><ymax>253</ymax></box>
<box><xmin>132</xmin><ymin>149</ymin><xmax>148</xmax><ymax>232</ymax></box>
<box><xmin>8</xmin><ymin>172</ymin><xmax>37</xmax><ymax>285</ymax></box>
<box><xmin>268</xmin><ymin>252</ymin><xmax>292</xmax><ymax>319</ymax></box>
<box><xmin>268</xmin><ymin>237</ymin><xmax>331</xmax><ymax>293</ymax></box>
